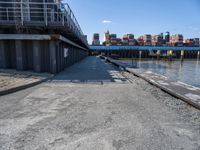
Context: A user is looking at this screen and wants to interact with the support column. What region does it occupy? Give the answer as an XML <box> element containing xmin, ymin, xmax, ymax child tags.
<box><xmin>180</xmin><ymin>50</ymin><xmax>184</xmax><ymax>61</ymax></box>
<box><xmin>139</xmin><ymin>51</ymin><xmax>142</xmax><ymax>60</ymax></box>
<box><xmin>197</xmin><ymin>51</ymin><xmax>200</xmax><ymax>60</ymax></box>
<box><xmin>49</xmin><ymin>41</ymin><xmax>57</xmax><ymax>74</ymax></box>
<box><xmin>0</xmin><ymin>41</ymin><xmax>6</xmax><ymax>68</ymax></box>
<box><xmin>33</xmin><ymin>41</ymin><xmax>41</xmax><ymax>72</ymax></box>
<box><xmin>156</xmin><ymin>50</ymin><xmax>161</xmax><ymax>60</ymax></box>
<box><xmin>15</xmin><ymin>40</ymin><xmax>25</xmax><ymax>70</ymax></box>
<box><xmin>167</xmin><ymin>50</ymin><xmax>173</xmax><ymax>61</ymax></box>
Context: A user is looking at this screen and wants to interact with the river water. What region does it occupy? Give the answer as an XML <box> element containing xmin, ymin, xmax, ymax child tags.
<box><xmin>123</xmin><ymin>59</ymin><xmax>200</xmax><ymax>87</ymax></box>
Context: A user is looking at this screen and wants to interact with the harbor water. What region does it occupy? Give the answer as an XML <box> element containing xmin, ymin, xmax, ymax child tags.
<box><xmin>123</xmin><ymin>59</ymin><xmax>200</xmax><ymax>87</ymax></box>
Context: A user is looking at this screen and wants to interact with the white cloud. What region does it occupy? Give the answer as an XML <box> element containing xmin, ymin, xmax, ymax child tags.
<box><xmin>102</xmin><ymin>20</ymin><xmax>112</xmax><ymax>24</ymax></box>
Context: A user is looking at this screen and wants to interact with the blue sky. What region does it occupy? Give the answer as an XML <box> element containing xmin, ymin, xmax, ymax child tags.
<box><xmin>66</xmin><ymin>0</ymin><xmax>200</xmax><ymax>44</ymax></box>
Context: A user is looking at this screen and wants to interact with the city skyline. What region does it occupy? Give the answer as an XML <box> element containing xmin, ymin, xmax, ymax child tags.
<box><xmin>66</xmin><ymin>0</ymin><xmax>200</xmax><ymax>44</ymax></box>
<box><xmin>91</xmin><ymin>31</ymin><xmax>199</xmax><ymax>43</ymax></box>
<box><xmin>91</xmin><ymin>31</ymin><xmax>199</xmax><ymax>47</ymax></box>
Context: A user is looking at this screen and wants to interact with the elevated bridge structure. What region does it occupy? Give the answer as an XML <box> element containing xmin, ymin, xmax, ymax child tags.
<box><xmin>90</xmin><ymin>45</ymin><xmax>200</xmax><ymax>59</ymax></box>
<box><xmin>90</xmin><ymin>45</ymin><xmax>200</xmax><ymax>51</ymax></box>
<box><xmin>0</xmin><ymin>0</ymin><xmax>89</xmax><ymax>74</ymax></box>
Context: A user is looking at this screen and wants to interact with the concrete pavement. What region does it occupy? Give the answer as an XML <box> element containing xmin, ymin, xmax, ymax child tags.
<box><xmin>0</xmin><ymin>69</ymin><xmax>53</xmax><ymax>96</ymax></box>
<box><xmin>0</xmin><ymin>56</ymin><xmax>199</xmax><ymax>150</ymax></box>
<box><xmin>51</xmin><ymin>56</ymin><xmax>130</xmax><ymax>83</ymax></box>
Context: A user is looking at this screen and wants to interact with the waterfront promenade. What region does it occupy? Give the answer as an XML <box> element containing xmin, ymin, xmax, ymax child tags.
<box><xmin>0</xmin><ymin>56</ymin><xmax>199</xmax><ymax>150</ymax></box>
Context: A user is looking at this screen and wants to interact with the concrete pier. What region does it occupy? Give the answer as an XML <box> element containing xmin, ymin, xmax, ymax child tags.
<box><xmin>0</xmin><ymin>34</ymin><xmax>88</xmax><ymax>74</ymax></box>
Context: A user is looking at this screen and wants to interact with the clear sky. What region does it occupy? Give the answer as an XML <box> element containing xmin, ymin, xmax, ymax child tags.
<box><xmin>65</xmin><ymin>0</ymin><xmax>200</xmax><ymax>44</ymax></box>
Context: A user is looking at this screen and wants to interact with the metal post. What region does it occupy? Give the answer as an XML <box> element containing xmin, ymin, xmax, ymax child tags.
<box><xmin>197</xmin><ymin>51</ymin><xmax>200</xmax><ymax>60</ymax></box>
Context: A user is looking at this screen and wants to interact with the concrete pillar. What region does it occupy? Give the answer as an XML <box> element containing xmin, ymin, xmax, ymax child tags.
<box><xmin>33</xmin><ymin>41</ymin><xmax>41</xmax><ymax>72</ymax></box>
<box><xmin>0</xmin><ymin>41</ymin><xmax>6</xmax><ymax>68</ymax></box>
<box><xmin>49</xmin><ymin>41</ymin><xmax>57</xmax><ymax>74</ymax></box>
<box><xmin>197</xmin><ymin>51</ymin><xmax>200</xmax><ymax>60</ymax></box>
<box><xmin>167</xmin><ymin>50</ymin><xmax>173</xmax><ymax>61</ymax></box>
<box><xmin>180</xmin><ymin>50</ymin><xmax>184</xmax><ymax>61</ymax></box>
<box><xmin>156</xmin><ymin>50</ymin><xmax>161</xmax><ymax>60</ymax></box>
<box><xmin>139</xmin><ymin>51</ymin><xmax>142</xmax><ymax>60</ymax></box>
<box><xmin>15</xmin><ymin>40</ymin><xmax>25</xmax><ymax>70</ymax></box>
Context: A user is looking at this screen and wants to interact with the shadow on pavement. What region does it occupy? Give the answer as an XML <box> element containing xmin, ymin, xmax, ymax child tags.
<box><xmin>50</xmin><ymin>56</ymin><xmax>117</xmax><ymax>83</ymax></box>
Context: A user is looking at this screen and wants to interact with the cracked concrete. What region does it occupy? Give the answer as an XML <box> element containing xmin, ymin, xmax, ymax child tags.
<box><xmin>0</xmin><ymin>57</ymin><xmax>199</xmax><ymax>150</ymax></box>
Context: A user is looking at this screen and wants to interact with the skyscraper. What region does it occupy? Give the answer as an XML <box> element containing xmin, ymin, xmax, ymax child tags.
<box><xmin>104</xmin><ymin>30</ymin><xmax>110</xmax><ymax>45</ymax></box>
<box><xmin>170</xmin><ymin>34</ymin><xmax>184</xmax><ymax>46</ymax></box>
<box><xmin>165</xmin><ymin>32</ymin><xmax>170</xmax><ymax>43</ymax></box>
<box><xmin>92</xmin><ymin>33</ymin><xmax>100</xmax><ymax>45</ymax></box>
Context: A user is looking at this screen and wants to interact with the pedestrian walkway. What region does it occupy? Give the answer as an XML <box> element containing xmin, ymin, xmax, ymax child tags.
<box><xmin>52</xmin><ymin>56</ymin><xmax>129</xmax><ymax>83</ymax></box>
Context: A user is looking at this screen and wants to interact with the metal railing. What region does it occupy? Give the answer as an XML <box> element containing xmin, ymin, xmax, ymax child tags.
<box><xmin>0</xmin><ymin>1</ymin><xmax>88</xmax><ymax>46</ymax></box>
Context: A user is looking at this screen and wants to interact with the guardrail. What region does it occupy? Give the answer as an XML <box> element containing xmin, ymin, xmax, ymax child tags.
<box><xmin>0</xmin><ymin>1</ymin><xmax>88</xmax><ymax>46</ymax></box>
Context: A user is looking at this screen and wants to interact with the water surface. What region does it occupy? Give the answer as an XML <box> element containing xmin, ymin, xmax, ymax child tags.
<box><xmin>123</xmin><ymin>59</ymin><xmax>200</xmax><ymax>87</ymax></box>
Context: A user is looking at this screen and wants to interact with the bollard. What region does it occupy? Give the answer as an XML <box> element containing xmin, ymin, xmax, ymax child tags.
<box><xmin>197</xmin><ymin>51</ymin><xmax>200</xmax><ymax>60</ymax></box>
<box><xmin>180</xmin><ymin>50</ymin><xmax>184</xmax><ymax>61</ymax></box>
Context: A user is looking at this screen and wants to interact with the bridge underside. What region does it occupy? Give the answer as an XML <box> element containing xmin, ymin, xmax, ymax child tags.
<box><xmin>0</xmin><ymin>34</ymin><xmax>88</xmax><ymax>74</ymax></box>
<box><xmin>90</xmin><ymin>46</ymin><xmax>200</xmax><ymax>59</ymax></box>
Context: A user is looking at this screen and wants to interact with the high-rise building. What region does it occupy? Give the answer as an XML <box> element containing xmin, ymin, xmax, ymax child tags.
<box><xmin>104</xmin><ymin>30</ymin><xmax>110</xmax><ymax>45</ymax></box>
<box><xmin>194</xmin><ymin>38</ymin><xmax>200</xmax><ymax>47</ymax></box>
<box><xmin>137</xmin><ymin>36</ymin><xmax>144</xmax><ymax>46</ymax></box>
<box><xmin>184</xmin><ymin>38</ymin><xmax>200</xmax><ymax>47</ymax></box>
<box><xmin>127</xmin><ymin>34</ymin><xmax>135</xmax><ymax>45</ymax></box>
<box><xmin>170</xmin><ymin>34</ymin><xmax>184</xmax><ymax>46</ymax></box>
<box><xmin>143</xmin><ymin>34</ymin><xmax>152</xmax><ymax>46</ymax></box>
<box><xmin>152</xmin><ymin>35</ymin><xmax>163</xmax><ymax>46</ymax></box>
<box><xmin>165</xmin><ymin>32</ymin><xmax>170</xmax><ymax>43</ymax></box>
<box><xmin>122</xmin><ymin>34</ymin><xmax>129</xmax><ymax>45</ymax></box>
<box><xmin>116</xmin><ymin>38</ymin><xmax>122</xmax><ymax>45</ymax></box>
<box><xmin>184</xmin><ymin>39</ymin><xmax>195</xmax><ymax>47</ymax></box>
<box><xmin>122</xmin><ymin>34</ymin><xmax>136</xmax><ymax>45</ymax></box>
<box><xmin>110</xmin><ymin>34</ymin><xmax>117</xmax><ymax>45</ymax></box>
<box><xmin>92</xmin><ymin>33</ymin><xmax>100</xmax><ymax>45</ymax></box>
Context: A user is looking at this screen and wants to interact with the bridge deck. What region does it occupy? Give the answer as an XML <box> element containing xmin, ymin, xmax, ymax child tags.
<box><xmin>90</xmin><ymin>45</ymin><xmax>200</xmax><ymax>51</ymax></box>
